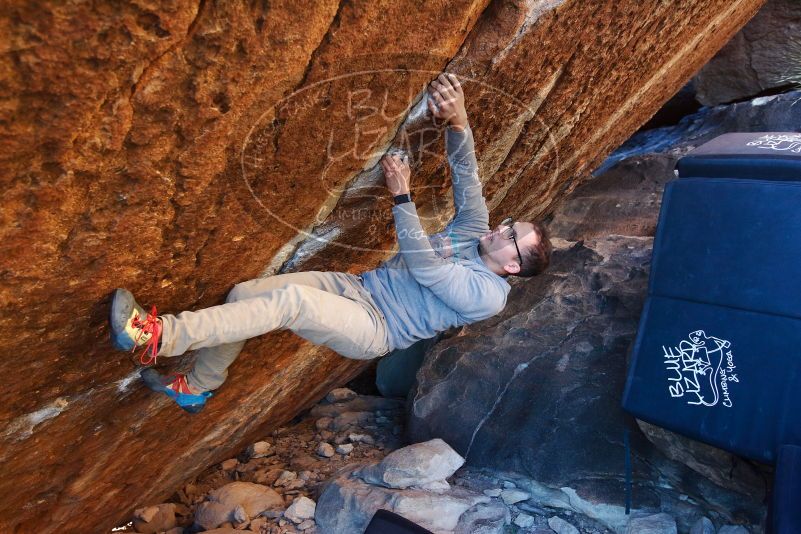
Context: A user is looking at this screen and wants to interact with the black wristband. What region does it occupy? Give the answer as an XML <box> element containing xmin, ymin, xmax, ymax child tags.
<box><xmin>393</xmin><ymin>193</ymin><xmax>412</xmax><ymax>205</ymax></box>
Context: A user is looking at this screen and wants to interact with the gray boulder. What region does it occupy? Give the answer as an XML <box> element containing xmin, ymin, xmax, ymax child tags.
<box><xmin>695</xmin><ymin>0</ymin><xmax>801</xmax><ymax>105</ymax></box>
<box><xmin>355</xmin><ymin>438</ymin><xmax>464</xmax><ymax>489</ymax></box>
<box><xmin>316</xmin><ymin>466</ymin><xmax>507</xmax><ymax>534</ymax></box>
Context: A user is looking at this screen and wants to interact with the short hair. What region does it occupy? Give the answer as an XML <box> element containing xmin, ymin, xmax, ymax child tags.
<box><xmin>515</xmin><ymin>222</ymin><xmax>552</xmax><ymax>278</ymax></box>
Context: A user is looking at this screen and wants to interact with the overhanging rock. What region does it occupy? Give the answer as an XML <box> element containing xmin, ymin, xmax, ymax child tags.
<box><xmin>0</xmin><ymin>0</ymin><xmax>765</xmax><ymax>531</ymax></box>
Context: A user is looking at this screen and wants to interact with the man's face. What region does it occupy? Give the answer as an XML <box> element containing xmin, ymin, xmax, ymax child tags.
<box><xmin>479</xmin><ymin>221</ymin><xmax>540</xmax><ymax>274</ymax></box>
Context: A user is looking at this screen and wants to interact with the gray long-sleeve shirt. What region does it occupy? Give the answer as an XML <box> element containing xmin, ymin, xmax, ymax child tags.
<box><xmin>361</xmin><ymin>125</ymin><xmax>511</xmax><ymax>352</ymax></box>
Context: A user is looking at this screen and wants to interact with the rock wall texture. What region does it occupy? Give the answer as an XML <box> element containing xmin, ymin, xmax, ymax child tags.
<box><xmin>695</xmin><ymin>0</ymin><xmax>801</xmax><ymax>106</ymax></box>
<box><xmin>0</xmin><ymin>1</ymin><xmax>765</xmax><ymax>532</ymax></box>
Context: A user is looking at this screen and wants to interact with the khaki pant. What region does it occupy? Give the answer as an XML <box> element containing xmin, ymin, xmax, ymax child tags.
<box><xmin>158</xmin><ymin>271</ymin><xmax>391</xmax><ymax>392</ymax></box>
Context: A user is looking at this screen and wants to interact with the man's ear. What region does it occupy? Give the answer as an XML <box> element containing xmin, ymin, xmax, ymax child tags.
<box><xmin>504</xmin><ymin>262</ymin><xmax>521</xmax><ymax>275</ymax></box>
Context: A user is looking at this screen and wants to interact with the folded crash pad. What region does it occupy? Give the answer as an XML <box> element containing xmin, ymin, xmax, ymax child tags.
<box><xmin>624</xmin><ymin>295</ymin><xmax>801</xmax><ymax>461</ymax></box>
<box><xmin>772</xmin><ymin>445</ymin><xmax>801</xmax><ymax>534</ymax></box>
<box><xmin>676</xmin><ymin>132</ymin><xmax>801</xmax><ymax>181</ymax></box>
<box><xmin>623</xmin><ymin>175</ymin><xmax>801</xmax><ymax>463</ymax></box>
<box><xmin>648</xmin><ymin>177</ymin><xmax>801</xmax><ymax>319</ymax></box>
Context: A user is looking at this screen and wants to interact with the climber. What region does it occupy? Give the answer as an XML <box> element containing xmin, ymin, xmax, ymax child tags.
<box><xmin>108</xmin><ymin>72</ymin><xmax>553</xmax><ymax>413</ymax></box>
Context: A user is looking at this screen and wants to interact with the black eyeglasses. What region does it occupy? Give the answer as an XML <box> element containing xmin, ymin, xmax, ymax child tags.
<box><xmin>499</xmin><ymin>216</ymin><xmax>523</xmax><ymax>266</ymax></box>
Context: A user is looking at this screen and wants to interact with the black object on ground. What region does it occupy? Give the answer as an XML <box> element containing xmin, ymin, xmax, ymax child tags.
<box><xmin>363</xmin><ymin>509</ymin><xmax>435</xmax><ymax>534</ymax></box>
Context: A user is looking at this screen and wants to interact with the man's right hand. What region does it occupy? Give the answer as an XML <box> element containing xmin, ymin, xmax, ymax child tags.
<box><xmin>381</xmin><ymin>153</ymin><xmax>411</xmax><ymax>196</ymax></box>
<box><xmin>427</xmin><ymin>73</ymin><xmax>468</xmax><ymax>132</ymax></box>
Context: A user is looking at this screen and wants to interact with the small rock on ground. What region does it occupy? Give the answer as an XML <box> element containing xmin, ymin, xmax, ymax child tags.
<box><xmin>690</xmin><ymin>517</ymin><xmax>715</xmax><ymax>534</ymax></box>
<box><xmin>500</xmin><ymin>489</ymin><xmax>530</xmax><ymax>505</ymax></box>
<box><xmin>336</xmin><ymin>443</ymin><xmax>353</xmax><ymax>455</ymax></box>
<box><xmin>514</xmin><ymin>513</ymin><xmax>536</xmax><ymax>528</ymax></box>
<box><xmin>326</xmin><ymin>388</ymin><xmax>357</xmax><ymax>403</ymax></box>
<box><xmin>626</xmin><ymin>513</ymin><xmax>677</xmax><ymax>534</ymax></box>
<box><xmin>316</xmin><ymin>442</ymin><xmax>334</xmax><ymax>458</ymax></box>
<box><xmin>548</xmin><ymin>515</ymin><xmax>579</xmax><ymax>534</ymax></box>
<box><xmin>284</xmin><ymin>496</ymin><xmax>316</xmax><ymax>524</ymax></box>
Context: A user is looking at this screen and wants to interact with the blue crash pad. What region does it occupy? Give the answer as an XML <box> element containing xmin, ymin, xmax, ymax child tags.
<box><xmin>648</xmin><ymin>178</ymin><xmax>801</xmax><ymax>320</ymax></box>
<box><xmin>677</xmin><ymin>132</ymin><xmax>801</xmax><ymax>181</ymax></box>
<box><xmin>623</xmin><ymin>139</ymin><xmax>801</xmax><ymax>464</ymax></box>
<box><xmin>623</xmin><ymin>296</ymin><xmax>801</xmax><ymax>462</ymax></box>
<box><xmin>772</xmin><ymin>445</ymin><xmax>801</xmax><ymax>534</ymax></box>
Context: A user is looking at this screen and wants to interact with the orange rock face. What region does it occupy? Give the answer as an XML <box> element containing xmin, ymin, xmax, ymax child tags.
<box><xmin>0</xmin><ymin>0</ymin><xmax>764</xmax><ymax>532</ymax></box>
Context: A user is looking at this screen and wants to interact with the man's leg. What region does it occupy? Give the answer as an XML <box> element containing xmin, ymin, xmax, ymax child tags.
<box><xmin>158</xmin><ymin>271</ymin><xmax>388</xmax><ymax>392</ymax></box>
<box><xmin>180</xmin><ymin>271</ymin><xmax>356</xmax><ymax>391</ymax></box>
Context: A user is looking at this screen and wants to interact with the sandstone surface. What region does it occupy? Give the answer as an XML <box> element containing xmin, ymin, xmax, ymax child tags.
<box><xmin>0</xmin><ymin>1</ymin><xmax>765</xmax><ymax>531</ymax></box>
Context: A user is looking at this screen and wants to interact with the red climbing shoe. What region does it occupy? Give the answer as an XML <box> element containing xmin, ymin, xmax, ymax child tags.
<box><xmin>140</xmin><ymin>369</ymin><xmax>212</xmax><ymax>414</ymax></box>
<box><xmin>109</xmin><ymin>288</ymin><xmax>162</xmax><ymax>365</ymax></box>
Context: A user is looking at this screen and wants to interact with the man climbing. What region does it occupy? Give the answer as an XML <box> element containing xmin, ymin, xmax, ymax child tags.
<box><xmin>109</xmin><ymin>73</ymin><xmax>552</xmax><ymax>413</ymax></box>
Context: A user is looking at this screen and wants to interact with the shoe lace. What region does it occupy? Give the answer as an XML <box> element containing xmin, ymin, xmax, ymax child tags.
<box><xmin>168</xmin><ymin>374</ymin><xmax>194</xmax><ymax>395</ymax></box>
<box><xmin>130</xmin><ymin>305</ymin><xmax>162</xmax><ymax>366</ymax></box>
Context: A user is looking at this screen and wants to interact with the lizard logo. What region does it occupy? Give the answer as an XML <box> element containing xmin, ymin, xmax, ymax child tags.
<box><xmin>746</xmin><ymin>133</ymin><xmax>801</xmax><ymax>153</ymax></box>
<box><xmin>662</xmin><ymin>330</ymin><xmax>738</xmax><ymax>408</ymax></box>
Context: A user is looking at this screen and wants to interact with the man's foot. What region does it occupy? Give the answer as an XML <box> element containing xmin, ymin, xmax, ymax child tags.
<box><xmin>110</xmin><ymin>288</ymin><xmax>162</xmax><ymax>365</ymax></box>
<box><xmin>140</xmin><ymin>368</ymin><xmax>212</xmax><ymax>414</ymax></box>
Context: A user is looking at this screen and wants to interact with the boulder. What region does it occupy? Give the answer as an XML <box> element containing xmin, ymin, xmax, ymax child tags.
<box><xmin>348</xmin><ymin>433</ymin><xmax>375</xmax><ymax>445</ymax></box>
<box><xmin>514</xmin><ymin>513</ymin><xmax>536</xmax><ymax>528</ymax></box>
<box><xmin>273</xmin><ymin>471</ymin><xmax>298</xmax><ymax>488</ymax></box>
<box><xmin>298</xmin><ymin>518</ymin><xmax>316</xmax><ymax>530</ymax></box>
<box><xmin>354</xmin><ymin>439</ymin><xmax>464</xmax><ymax>489</ymax></box>
<box><xmin>315</xmin><ymin>417</ymin><xmax>333</xmax><ymax>431</ymax></box>
<box><xmin>500</xmin><ymin>489</ymin><xmax>529</xmax><ymax>505</ymax></box>
<box><xmin>316</xmin><ymin>467</ymin><xmax>507</xmax><ymax>534</ymax></box>
<box><xmin>331</xmin><ymin>411</ymin><xmax>374</xmax><ymax>431</ymax></box>
<box><xmin>336</xmin><ymin>443</ymin><xmax>354</xmax><ymax>455</ymax></box>
<box><xmin>0</xmin><ymin>0</ymin><xmax>767</xmax><ymax>531</ymax></box>
<box><xmin>695</xmin><ymin>0</ymin><xmax>801</xmax><ymax>105</ymax></box>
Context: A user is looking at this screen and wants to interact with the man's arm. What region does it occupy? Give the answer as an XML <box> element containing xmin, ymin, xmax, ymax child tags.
<box><xmin>428</xmin><ymin>73</ymin><xmax>490</xmax><ymax>236</ymax></box>
<box><xmin>393</xmin><ymin>200</ymin><xmax>506</xmax><ymax>320</ymax></box>
<box><xmin>444</xmin><ymin>124</ymin><xmax>489</xmax><ymax>235</ymax></box>
<box><xmin>380</xmin><ymin>153</ymin><xmax>506</xmax><ymax>321</ymax></box>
